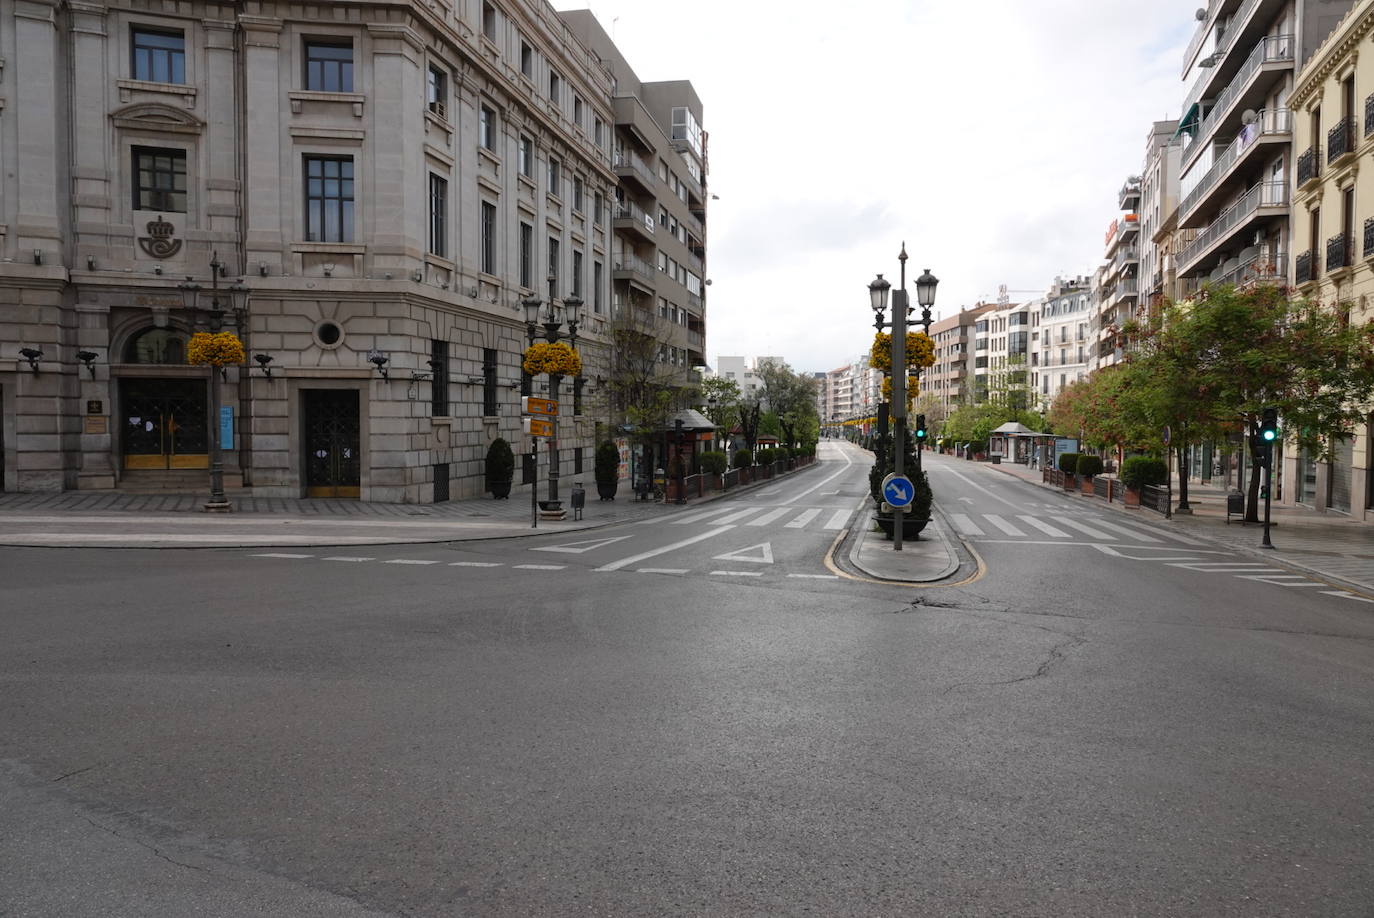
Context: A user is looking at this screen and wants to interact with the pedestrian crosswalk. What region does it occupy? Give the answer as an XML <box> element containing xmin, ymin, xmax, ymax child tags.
<box><xmin>665</xmin><ymin>505</ymin><xmax>856</xmax><ymax>532</ymax></box>
<box><xmin>944</xmin><ymin>510</ymin><xmax>1200</xmax><ymax>547</ymax></box>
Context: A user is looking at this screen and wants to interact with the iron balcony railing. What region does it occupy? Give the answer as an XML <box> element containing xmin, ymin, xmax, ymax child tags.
<box><xmin>1328</xmin><ymin>117</ymin><xmax>1356</xmax><ymax>164</ymax></box>
<box><xmin>1296</xmin><ymin>146</ymin><xmax>1321</xmax><ymax>187</ymax></box>
<box><xmin>612</xmin><ymin>150</ymin><xmax>656</xmax><ymax>187</ymax></box>
<box><xmin>1211</xmin><ymin>250</ymin><xmax>1287</xmax><ymax>288</ymax></box>
<box><xmin>1178</xmin><ymin>181</ymin><xmax>1289</xmax><ymax>269</ymax></box>
<box><xmin>612</xmin><ymin>253</ymin><xmax>656</xmax><ymax>283</ymax></box>
<box><xmin>613</xmin><ymin>201</ymin><xmax>654</xmax><ymax>234</ymax></box>
<box><xmin>1179</xmin><ymin>108</ymin><xmax>1291</xmax><ymax>219</ymax></box>
<box><xmin>1295</xmin><ymin>250</ymin><xmax>1314</xmax><ymax>284</ymax></box>
<box><xmin>687</xmin><ymin>291</ymin><xmax>702</xmax><ymax>310</ymax></box>
<box><xmin>1183</xmin><ymin>35</ymin><xmax>1295</xmax><ymax>164</ymax></box>
<box><xmin>1327</xmin><ymin>232</ymin><xmax>1353</xmax><ymax>272</ymax></box>
<box><xmin>1365</xmin><ymin>218</ymin><xmax>1374</xmax><ymax>258</ymax></box>
<box><xmin>1366</xmin><ymin>94</ymin><xmax>1374</xmax><ymax>137</ymax></box>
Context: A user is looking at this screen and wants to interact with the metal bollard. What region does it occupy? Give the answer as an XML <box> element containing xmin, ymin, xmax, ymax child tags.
<box><xmin>571</xmin><ymin>482</ymin><xmax>586</xmax><ymax>520</ymax></box>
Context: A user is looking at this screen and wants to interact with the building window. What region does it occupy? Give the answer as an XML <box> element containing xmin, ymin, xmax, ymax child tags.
<box><xmin>131</xmin><ymin>27</ymin><xmax>185</xmax><ymax>84</ymax></box>
<box><xmin>483</xmin><ymin>348</ymin><xmax>499</xmax><ymax>416</ymax></box>
<box><xmin>480</xmin><ymin>201</ymin><xmax>497</xmax><ymax>275</ymax></box>
<box><xmin>428</xmin><ymin>174</ymin><xmax>447</xmax><ymax>257</ymax></box>
<box><xmin>547</xmin><ymin>236</ymin><xmax>560</xmax><ymax>297</ymax></box>
<box><xmin>480</xmin><ymin>105</ymin><xmax>497</xmax><ymax>150</ymax></box>
<box><xmin>593</xmin><ymin>192</ymin><xmax>603</xmax><ymax>226</ymax></box>
<box><xmin>304</xmin><ymin>40</ymin><xmax>353</xmax><ymax>92</ymax></box>
<box><xmin>549</xmin><ymin>70</ymin><xmax>560</xmax><ymax>103</ymax></box>
<box><xmin>304</xmin><ymin>156</ymin><xmax>354</xmax><ymax>242</ymax></box>
<box><xmin>593</xmin><ymin>260</ymin><xmax>603</xmax><ymax>313</ymax></box>
<box><xmin>573</xmin><ymin>95</ymin><xmax>584</xmax><ymax>130</ymax></box>
<box><xmin>133</xmin><ymin>146</ymin><xmax>187</xmax><ymax>212</ymax></box>
<box><xmin>519</xmin><ymin>136</ymin><xmax>533</xmax><ymax>177</ymax></box>
<box><xmin>431</xmin><ymin>339</ymin><xmax>449</xmax><ymax>416</ymax></box>
<box><xmin>594</xmin><ymin>117</ymin><xmax>604</xmax><ymax>148</ymax></box>
<box><xmin>548</xmin><ymin>157</ymin><xmax>560</xmax><ymax>196</ymax></box>
<box><xmin>520</xmin><ymin>41</ymin><xmax>533</xmax><ymax>78</ymax></box>
<box><xmin>573</xmin><ymin>176</ymin><xmax>584</xmax><ymax>213</ymax></box>
<box><xmin>482</xmin><ymin>2</ymin><xmax>496</xmax><ymax>41</ymax></box>
<box><xmin>574</xmin><ymin>377</ymin><xmax>584</xmax><ymax>417</ymax></box>
<box><xmin>572</xmin><ymin>250</ymin><xmax>584</xmax><ymax>298</ymax></box>
<box><xmin>427</xmin><ymin>65</ymin><xmax>448</xmax><ymax>119</ymax></box>
<box><xmin>519</xmin><ymin>222</ymin><xmax>533</xmax><ymax>288</ymax></box>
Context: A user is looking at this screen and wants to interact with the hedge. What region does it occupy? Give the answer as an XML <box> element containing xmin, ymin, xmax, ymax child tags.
<box><xmin>699</xmin><ymin>450</ymin><xmax>728</xmax><ymax>475</ymax></box>
<box><xmin>1058</xmin><ymin>452</ymin><xmax>1081</xmax><ymax>474</ymax></box>
<box><xmin>732</xmin><ymin>449</ymin><xmax>753</xmax><ymax>469</ymax></box>
<box><xmin>1075</xmin><ymin>454</ymin><xmax>1104</xmax><ymax>478</ymax></box>
<box><xmin>1121</xmin><ymin>456</ymin><xmax>1168</xmax><ymax>489</ymax></box>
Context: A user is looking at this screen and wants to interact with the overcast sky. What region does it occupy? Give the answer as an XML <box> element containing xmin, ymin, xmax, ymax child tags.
<box><xmin>554</xmin><ymin>0</ymin><xmax>1203</xmax><ymax>375</ymax></box>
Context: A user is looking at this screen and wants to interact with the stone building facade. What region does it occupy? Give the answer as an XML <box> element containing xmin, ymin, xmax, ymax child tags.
<box><xmin>0</xmin><ymin>0</ymin><xmax>705</xmax><ymax>501</ymax></box>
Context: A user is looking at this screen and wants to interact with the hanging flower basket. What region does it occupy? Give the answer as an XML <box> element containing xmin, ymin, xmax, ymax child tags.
<box><xmin>870</xmin><ymin>331</ymin><xmax>935</xmax><ymax>373</ymax></box>
<box><xmin>522</xmin><ymin>341</ymin><xmax>582</xmax><ymax>376</ymax></box>
<box><xmin>881</xmin><ymin>375</ymin><xmax>920</xmax><ymax>402</ymax></box>
<box><xmin>186</xmin><ymin>331</ymin><xmax>246</xmax><ymax>367</ymax></box>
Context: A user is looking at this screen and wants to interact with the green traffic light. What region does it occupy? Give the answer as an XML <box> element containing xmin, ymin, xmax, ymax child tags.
<box><xmin>1261</xmin><ymin>429</ymin><xmax>1277</xmax><ymax>441</ymax></box>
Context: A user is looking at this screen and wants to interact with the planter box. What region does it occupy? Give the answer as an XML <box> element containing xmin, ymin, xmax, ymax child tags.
<box><xmin>1063</xmin><ymin>474</ymin><xmax>1078</xmax><ymax>491</ymax></box>
<box><xmin>1123</xmin><ymin>486</ymin><xmax>1141</xmax><ymax>507</ymax></box>
<box><xmin>873</xmin><ymin>514</ymin><xmax>931</xmax><ymax>540</ymax></box>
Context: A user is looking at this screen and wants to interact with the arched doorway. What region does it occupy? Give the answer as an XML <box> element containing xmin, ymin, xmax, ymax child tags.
<box><xmin>118</xmin><ymin>328</ymin><xmax>209</xmax><ymax>470</ymax></box>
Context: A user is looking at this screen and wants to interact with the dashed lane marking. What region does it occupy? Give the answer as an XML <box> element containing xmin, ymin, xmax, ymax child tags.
<box><xmin>788</xmin><ymin>573</ymin><xmax>840</xmax><ymax>579</ymax></box>
<box><xmin>252</xmin><ymin>553</ymin><xmax>314</xmax><ymax>559</ymax></box>
<box><xmin>637</xmin><ymin>568</ymin><xmax>689</xmax><ymax>575</ymax></box>
<box><xmin>786</xmin><ymin>509</ymin><xmax>822</xmax><ymax>528</ymax></box>
<box><xmin>710</xmin><ymin>571</ymin><xmax>763</xmax><ymax>577</ymax></box>
<box><xmin>1323</xmin><ymin>590</ymin><xmax>1374</xmax><ymax>603</ymax></box>
<box><xmin>384</xmin><ymin>559</ymin><xmax>439</xmax><ymax>565</ymax></box>
<box><xmin>450</xmin><ymin>561</ymin><xmax>502</xmax><ymax>567</ymax></box>
<box><xmin>322</xmin><ymin>556</ymin><xmax>375</xmax><ymax>562</ymax></box>
<box><xmin>513</xmin><ymin>564</ymin><xmax>567</xmax><ymax>571</ymax></box>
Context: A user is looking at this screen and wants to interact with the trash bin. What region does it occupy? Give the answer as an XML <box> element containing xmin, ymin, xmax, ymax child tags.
<box><xmin>1226</xmin><ymin>489</ymin><xmax>1244</xmax><ymax>524</ymax></box>
<box><xmin>571</xmin><ymin>483</ymin><xmax>586</xmax><ymax>520</ymax></box>
<box><xmin>991</xmin><ymin>454</ymin><xmax>1002</xmax><ymax>465</ymax></box>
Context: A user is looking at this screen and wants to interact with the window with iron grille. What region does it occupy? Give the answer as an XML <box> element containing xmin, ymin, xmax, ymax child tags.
<box><xmin>304</xmin><ymin>40</ymin><xmax>353</xmax><ymax>92</ymax></box>
<box><xmin>593</xmin><ymin>261</ymin><xmax>604</xmax><ymax>313</ymax></box>
<box><xmin>133</xmin><ymin>146</ymin><xmax>187</xmax><ymax>212</ymax></box>
<box><xmin>519</xmin><ymin>222</ymin><xmax>533</xmax><ymax>288</ymax></box>
<box><xmin>427</xmin><ymin>66</ymin><xmax>448</xmax><ymax>119</ymax></box>
<box><xmin>428</xmin><ymin>174</ymin><xmax>447</xmax><ymax>257</ymax></box>
<box><xmin>481</xmin><ymin>201</ymin><xmax>497</xmax><ymax>275</ymax></box>
<box><xmin>483</xmin><ymin>348</ymin><xmax>499</xmax><ymax>416</ymax></box>
<box><xmin>304</xmin><ymin>156</ymin><xmax>354</xmax><ymax>242</ymax></box>
<box><xmin>573</xmin><ymin>376</ymin><xmax>584</xmax><ymax>416</ymax></box>
<box><xmin>132</xmin><ymin>27</ymin><xmax>185</xmax><ymax>83</ymax></box>
<box><xmin>431</xmin><ymin>339</ymin><xmax>449</xmax><ymax>416</ymax></box>
<box><xmin>548</xmin><ymin>237</ymin><xmax>560</xmax><ymax>297</ymax></box>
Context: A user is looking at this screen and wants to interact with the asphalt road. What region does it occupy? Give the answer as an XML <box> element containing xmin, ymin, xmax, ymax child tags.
<box><xmin>2</xmin><ymin>445</ymin><xmax>1372</xmax><ymax>916</ymax></box>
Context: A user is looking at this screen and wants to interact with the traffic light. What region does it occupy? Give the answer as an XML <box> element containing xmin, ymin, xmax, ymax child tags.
<box><xmin>914</xmin><ymin>414</ymin><xmax>928</xmax><ymax>441</ymax></box>
<box><xmin>1259</xmin><ymin>407</ymin><xmax>1279</xmax><ymax>443</ymax></box>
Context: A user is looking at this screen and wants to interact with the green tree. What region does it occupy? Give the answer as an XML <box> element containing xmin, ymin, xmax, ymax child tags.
<box><xmin>756</xmin><ymin>359</ymin><xmax>819</xmax><ymax>450</ymax></box>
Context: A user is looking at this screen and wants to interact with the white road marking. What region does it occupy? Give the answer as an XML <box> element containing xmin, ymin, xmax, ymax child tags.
<box><xmin>786</xmin><ymin>509</ymin><xmax>823</xmax><ymax>528</ymax></box>
<box><xmin>322</xmin><ymin>556</ymin><xmax>375</xmax><ymax>562</ymax></box>
<box><xmin>252</xmin><ymin>553</ymin><xmax>314</xmax><ymax>558</ymax></box>
<box><xmin>712</xmin><ymin>507</ymin><xmax>766</xmax><ymax>525</ymax></box>
<box><xmin>948</xmin><ymin>513</ymin><xmax>985</xmax><ymax>536</ymax></box>
<box><xmin>596</xmin><ymin>525</ymin><xmax>735</xmax><ymax>572</ymax></box>
<box><xmin>748</xmin><ymin>508</ymin><xmax>792</xmax><ymax>527</ymax></box>
<box><xmin>780</xmin><ymin>448</ymin><xmax>854</xmax><ymax>504</ymax></box>
<box><xmin>385</xmin><ymin>559</ymin><xmax>439</xmax><ymax>565</ymax></box>
<box><xmin>710</xmin><ymin>570</ymin><xmax>763</xmax><ymax>577</ymax></box>
<box><xmin>637</xmin><ymin>568</ymin><xmax>689</xmax><ymax>575</ymax></box>
<box><xmin>822</xmin><ymin>509</ymin><xmax>852</xmax><ymax>530</ymax></box>
<box><xmin>713</xmin><ymin>542</ymin><xmax>774</xmax><ymax>564</ymax></box>
<box><xmin>513</xmin><ymin>564</ymin><xmax>567</xmax><ymax>570</ymax></box>
<box><xmin>983</xmin><ymin>514</ymin><xmax>1026</xmax><ymax>537</ymax></box>
<box><xmin>1080</xmin><ymin>518</ymin><xmax>1162</xmax><ymax>543</ymax></box>
<box><xmin>1018</xmin><ymin>515</ymin><xmax>1071</xmax><ymax>538</ymax></box>
<box><xmin>1323</xmin><ymin>590</ymin><xmax>1374</xmax><ymax>603</ymax></box>
<box><xmin>1234</xmin><ymin>573</ymin><xmax>1308</xmax><ymax>581</ymax></box>
<box><xmin>1168</xmin><ymin>563</ymin><xmax>1276</xmax><ymax>572</ymax></box>
<box><xmin>926</xmin><ymin>465</ymin><xmax>1024</xmax><ymax>510</ymax></box>
<box><xmin>449</xmin><ymin>561</ymin><xmax>502</xmax><ymax>567</ymax></box>
<box><xmin>1249</xmin><ymin>579</ymin><xmax>1326</xmax><ymax>587</ymax></box>
<box><xmin>669</xmin><ymin>507</ymin><xmax>738</xmax><ymax>525</ymax></box>
<box><xmin>788</xmin><ymin>573</ymin><xmax>839</xmax><ymax>579</ymax></box>
<box><xmin>530</xmin><ymin>535</ymin><xmax>633</xmax><ymax>554</ymax></box>
<box><xmin>1051</xmin><ymin>516</ymin><xmax>1115</xmax><ymax>540</ymax></box>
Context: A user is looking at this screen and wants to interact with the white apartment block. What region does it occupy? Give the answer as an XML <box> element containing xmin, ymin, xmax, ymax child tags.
<box><xmin>1034</xmin><ymin>276</ymin><xmax>1093</xmax><ymax>410</ymax></box>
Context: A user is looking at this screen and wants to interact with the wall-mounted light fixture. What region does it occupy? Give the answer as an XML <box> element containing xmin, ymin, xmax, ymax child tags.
<box><xmin>258</xmin><ymin>262</ymin><xmax>269</xmax><ymax>277</ymax></box>
<box><xmin>19</xmin><ymin>347</ymin><xmax>42</xmax><ymax>374</ymax></box>
<box><xmin>368</xmin><ymin>350</ymin><xmax>390</xmax><ymax>379</ymax></box>
<box><xmin>77</xmin><ymin>350</ymin><xmax>98</xmax><ymax>378</ymax></box>
<box><xmin>153</xmin><ymin>265</ymin><xmax>163</xmax><ymax>275</ymax></box>
<box><xmin>86</xmin><ymin>256</ymin><xmax>96</xmax><ymax>271</ymax></box>
<box><xmin>32</xmin><ymin>249</ymin><xmax>42</xmax><ymax>265</ymax></box>
<box><xmin>322</xmin><ymin>262</ymin><xmax>335</xmax><ymax>277</ymax></box>
<box><xmin>254</xmin><ymin>353</ymin><xmax>274</xmax><ymax>377</ymax></box>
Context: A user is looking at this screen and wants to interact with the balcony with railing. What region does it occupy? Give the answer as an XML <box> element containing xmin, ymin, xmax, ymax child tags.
<box><xmin>1327</xmin><ymin>232</ymin><xmax>1353</xmax><ymax>272</ymax></box>
<box><xmin>1295</xmin><ymin>250</ymin><xmax>1314</xmax><ymax>285</ymax></box>
<box><xmin>1328</xmin><ymin>117</ymin><xmax>1356</xmax><ymax>166</ymax></box>
<box><xmin>612</xmin><ymin>200</ymin><xmax>655</xmax><ymax>241</ymax></box>
<box><xmin>612</xmin><ymin>149</ymin><xmax>656</xmax><ymax>192</ymax></box>
<box><xmin>1109</xmin><ymin>277</ymin><xmax>1139</xmax><ymax>305</ymax></box>
<box><xmin>1183</xmin><ymin>34</ymin><xmax>1294</xmax><ymax>167</ymax></box>
<box><xmin>612</xmin><ymin>253</ymin><xmax>657</xmax><ymax>287</ymax></box>
<box><xmin>1296</xmin><ymin>146</ymin><xmax>1320</xmax><ymax>187</ymax></box>
<box><xmin>1108</xmin><ymin>246</ymin><xmax>1139</xmax><ymax>279</ymax></box>
<box><xmin>1208</xmin><ymin>249</ymin><xmax>1287</xmax><ymax>289</ymax></box>
<box><xmin>1178</xmin><ymin>108</ymin><xmax>1291</xmax><ymax>225</ymax></box>
<box><xmin>1178</xmin><ymin>181</ymin><xmax>1289</xmax><ymax>273</ymax></box>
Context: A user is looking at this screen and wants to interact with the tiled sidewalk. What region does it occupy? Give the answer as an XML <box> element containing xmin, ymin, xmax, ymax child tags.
<box><xmin>980</xmin><ymin>456</ymin><xmax>1374</xmax><ymax>596</ymax></box>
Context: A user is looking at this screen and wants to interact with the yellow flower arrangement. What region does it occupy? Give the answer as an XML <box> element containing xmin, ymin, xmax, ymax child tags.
<box><xmin>186</xmin><ymin>331</ymin><xmax>246</xmax><ymax>367</ymax></box>
<box><xmin>522</xmin><ymin>340</ymin><xmax>582</xmax><ymax>376</ymax></box>
<box><xmin>881</xmin><ymin>375</ymin><xmax>920</xmax><ymax>403</ymax></box>
<box><xmin>870</xmin><ymin>331</ymin><xmax>935</xmax><ymax>373</ymax></box>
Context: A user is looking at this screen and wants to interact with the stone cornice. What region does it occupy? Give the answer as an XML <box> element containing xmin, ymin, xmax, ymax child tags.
<box><xmin>1292</xmin><ymin>1</ymin><xmax>1374</xmax><ymax>107</ymax></box>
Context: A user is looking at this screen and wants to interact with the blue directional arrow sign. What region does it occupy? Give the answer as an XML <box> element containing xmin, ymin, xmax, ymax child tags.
<box><xmin>881</xmin><ymin>473</ymin><xmax>915</xmax><ymax>509</ymax></box>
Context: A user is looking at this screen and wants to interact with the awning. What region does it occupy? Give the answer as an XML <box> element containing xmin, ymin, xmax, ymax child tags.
<box><xmin>1173</xmin><ymin>102</ymin><xmax>1200</xmax><ymax>139</ymax></box>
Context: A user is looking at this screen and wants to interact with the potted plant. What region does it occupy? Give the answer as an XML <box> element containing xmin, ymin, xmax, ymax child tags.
<box><xmin>1120</xmin><ymin>456</ymin><xmax>1168</xmax><ymax>508</ymax></box>
<box><xmin>1076</xmin><ymin>454</ymin><xmax>1104</xmax><ymax>495</ymax></box>
<box><xmin>665</xmin><ymin>454</ymin><xmax>685</xmax><ymax>501</ymax></box>
<box><xmin>485</xmin><ymin>437</ymin><xmax>515</xmax><ymax>499</ymax></box>
<box><xmin>1058</xmin><ymin>452</ymin><xmax>1081</xmax><ymax>490</ymax></box>
<box><xmin>872</xmin><ymin>469</ymin><xmax>933</xmax><ymax>540</ymax></box>
<box><xmin>733</xmin><ymin>448</ymin><xmax>753</xmax><ymax>484</ymax></box>
<box><xmin>699</xmin><ymin>450</ymin><xmax>728</xmax><ymax>490</ymax></box>
<box><xmin>594</xmin><ymin>440</ymin><xmax>620</xmax><ymax>500</ymax></box>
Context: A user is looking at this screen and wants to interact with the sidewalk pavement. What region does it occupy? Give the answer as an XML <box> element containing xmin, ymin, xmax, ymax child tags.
<box><xmin>984</xmin><ymin>457</ymin><xmax>1374</xmax><ymax>597</ymax></box>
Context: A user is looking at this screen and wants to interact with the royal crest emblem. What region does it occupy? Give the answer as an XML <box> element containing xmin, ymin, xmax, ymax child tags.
<box><xmin>138</xmin><ymin>215</ymin><xmax>182</xmax><ymax>259</ymax></box>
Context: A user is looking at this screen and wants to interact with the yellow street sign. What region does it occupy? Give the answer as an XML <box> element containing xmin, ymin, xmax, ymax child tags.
<box><xmin>522</xmin><ymin>396</ymin><xmax>558</xmax><ymax>416</ymax></box>
<box><xmin>523</xmin><ymin>416</ymin><xmax>554</xmax><ymax>438</ymax></box>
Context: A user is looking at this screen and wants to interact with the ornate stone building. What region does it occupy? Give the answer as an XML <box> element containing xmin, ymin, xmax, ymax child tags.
<box><xmin>0</xmin><ymin>0</ymin><xmax>706</xmax><ymax>501</ymax></box>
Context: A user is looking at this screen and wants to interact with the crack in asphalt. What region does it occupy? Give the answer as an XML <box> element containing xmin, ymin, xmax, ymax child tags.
<box><xmin>83</xmin><ymin>816</ymin><xmax>210</xmax><ymax>874</ymax></box>
<box><xmin>51</xmin><ymin>762</ymin><xmax>101</xmax><ymax>782</ymax></box>
<box><xmin>940</xmin><ymin>634</ymin><xmax>1088</xmax><ymax>695</ymax></box>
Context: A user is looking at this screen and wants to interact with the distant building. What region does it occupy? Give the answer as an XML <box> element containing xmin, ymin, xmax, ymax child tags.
<box><xmin>1034</xmin><ymin>277</ymin><xmax>1093</xmax><ymax>411</ymax></box>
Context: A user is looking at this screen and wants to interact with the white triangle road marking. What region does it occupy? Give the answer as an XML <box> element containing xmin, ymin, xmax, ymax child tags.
<box><xmin>530</xmin><ymin>535</ymin><xmax>634</xmax><ymax>554</ymax></box>
<box><xmin>712</xmin><ymin>542</ymin><xmax>774</xmax><ymax>564</ymax></box>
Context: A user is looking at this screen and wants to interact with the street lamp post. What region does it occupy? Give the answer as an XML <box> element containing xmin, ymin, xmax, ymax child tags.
<box><xmin>177</xmin><ymin>252</ymin><xmax>250</xmax><ymax>512</ymax></box>
<box><xmin>522</xmin><ymin>290</ymin><xmax>583</xmax><ymax>508</ymax></box>
<box><xmin>869</xmin><ymin>245</ymin><xmax>938</xmax><ymax>552</ymax></box>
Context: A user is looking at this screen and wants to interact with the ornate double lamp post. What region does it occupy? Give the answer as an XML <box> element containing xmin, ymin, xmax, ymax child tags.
<box><xmin>521</xmin><ymin>291</ymin><xmax>583</xmax><ymax>508</ymax></box>
<box><xmin>868</xmin><ymin>245</ymin><xmax>938</xmax><ymax>551</ymax></box>
<box><xmin>178</xmin><ymin>252</ymin><xmax>250</xmax><ymax>512</ymax></box>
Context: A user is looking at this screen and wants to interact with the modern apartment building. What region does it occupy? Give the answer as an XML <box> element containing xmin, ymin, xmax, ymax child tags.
<box><xmin>1290</xmin><ymin>0</ymin><xmax>1374</xmax><ymax>516</ymax></box>
<box><xmin>1034</xmin><ymin>276</ymin><xmax>1093</xmax><ymax>411</ymax></box>
<box><xmin>1173</xmin><ymin>0</ymin><xmax>1354</xmax><ymax>300</ymax></box>
<box><xmin>984</xmin><ymin>299</ymin><xmax>1037</xmax><ymax>410</ymax></box>
<box><xmin>0</xmin><ymin>1</ymin><xmax>701</xmax><ymax>500</ymax></box>
<box><xmin>926</xmin><ymin>304</ymin><xmax>995</xmax><ymax>413</ymax></box>
<box><xmin>1096</xmin><ymin>205</ymin><xmax>1141</xmax><ymax>369</ymax></box>
<box><xmin>1140</xmin><ymin>122</ymin><xmax>1183</xmax><ymax>307</ymax></box>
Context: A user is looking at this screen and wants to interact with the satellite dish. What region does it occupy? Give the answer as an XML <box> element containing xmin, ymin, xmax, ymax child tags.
<box><xmin>1195</xmin><ymin>8</ymin><xmax>1207</xmax><ymax>20</ymax></box>
<box><xmin>1241</xmin><ymin>109</ymin><xmax>1259</xmax><ymax>125</ymax></box>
